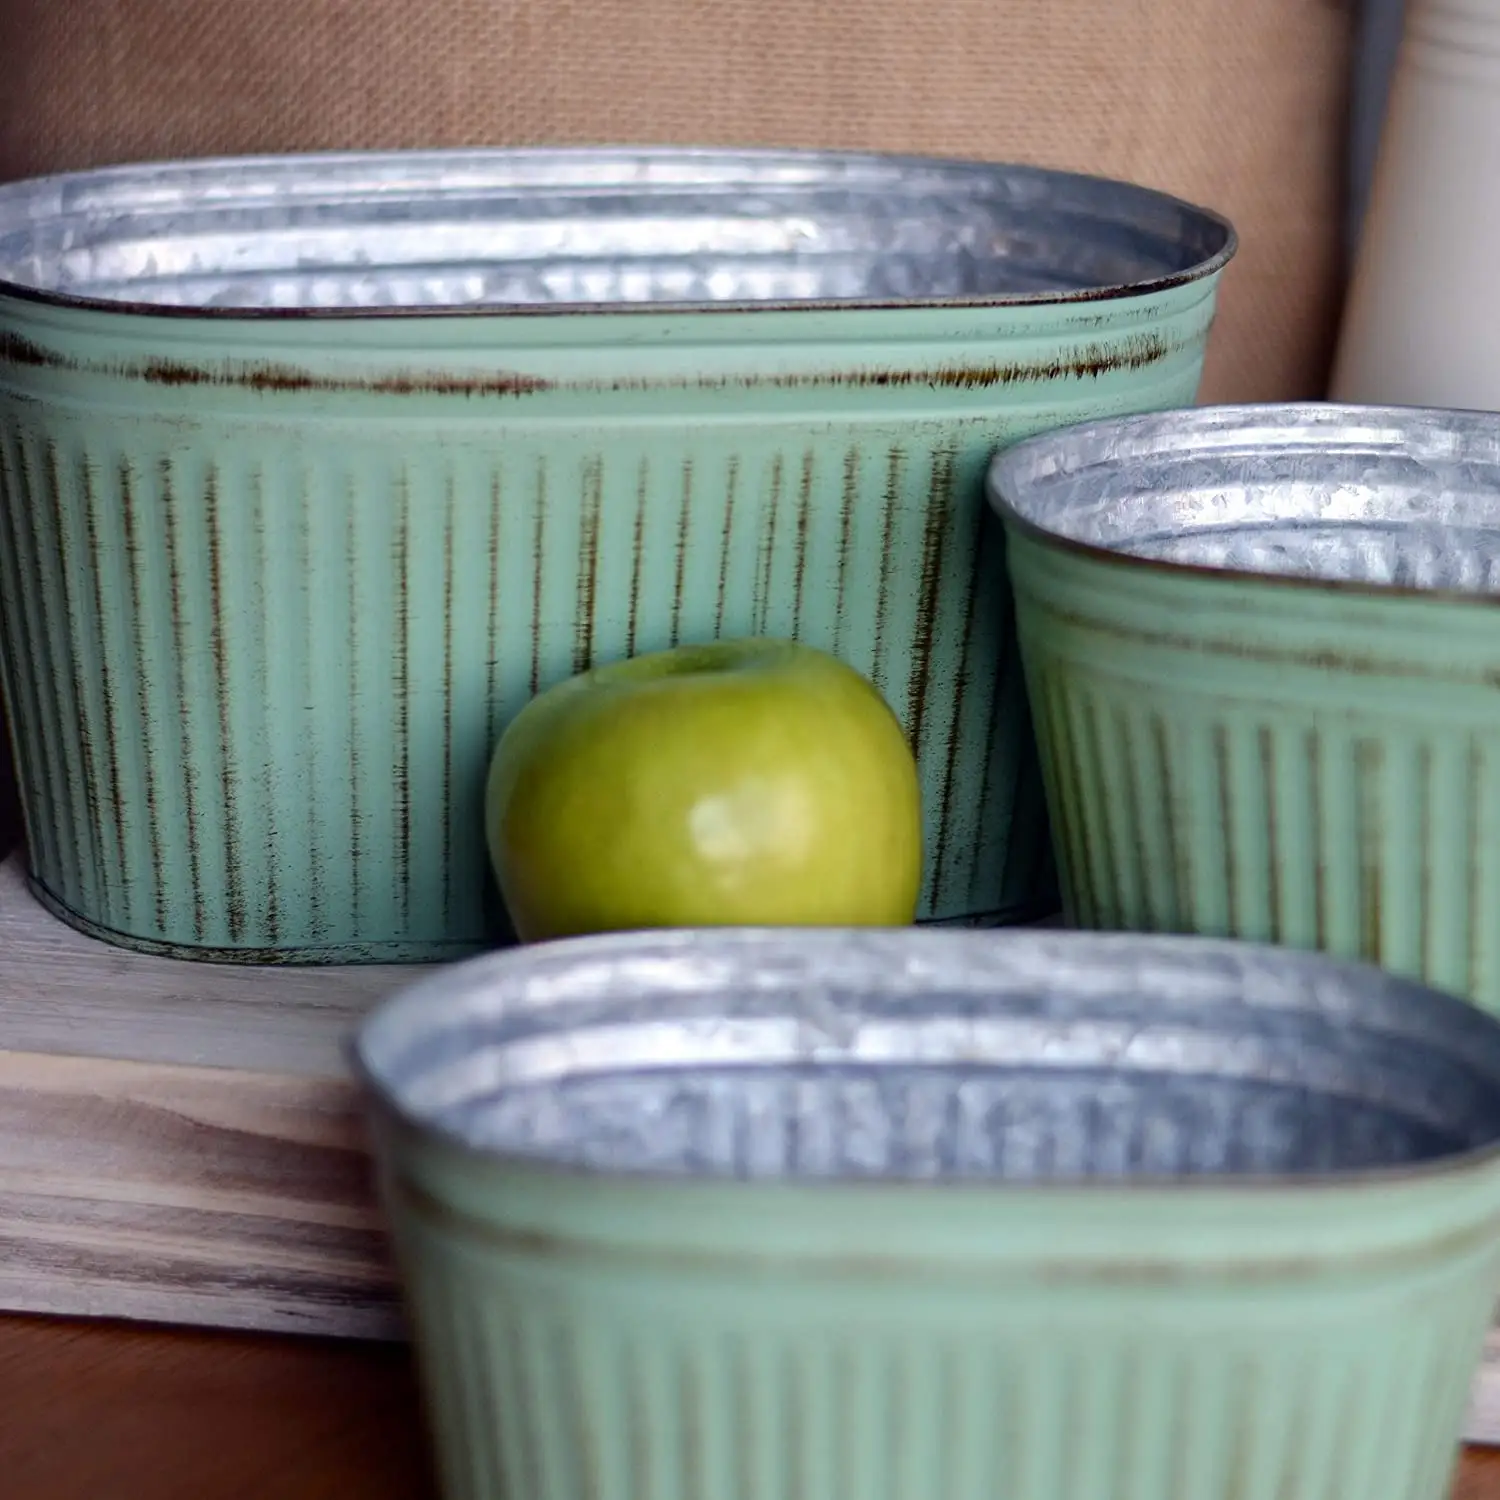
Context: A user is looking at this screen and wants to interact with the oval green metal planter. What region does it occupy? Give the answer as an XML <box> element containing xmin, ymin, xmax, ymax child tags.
<box><xmin>353</xmin><ymin>927</ymin><xmax>1500</xmax><ymax>1500</ymax></box>
<box><xmin>0</xmin><ymin>150</ymin><xmax>1234</xmax><ymax>962</ymax></box>
<box><xmin>989</xmin><ymin>403</ymin><xmax>1500</xmax><ymax>1014</ymax></box>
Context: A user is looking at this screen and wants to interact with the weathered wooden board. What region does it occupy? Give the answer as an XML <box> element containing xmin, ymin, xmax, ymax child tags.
<box><xmin>0</xmin><ymin>853</ymin><xmax>415</xmax><ymax>1339</ymax></box>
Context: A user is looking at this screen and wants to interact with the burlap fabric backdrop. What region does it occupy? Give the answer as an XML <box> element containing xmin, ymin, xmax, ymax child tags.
<box><xmin>0</xmin><ymin>0</ymin><xmax>1353</xmax><ymax>857</ymax></box>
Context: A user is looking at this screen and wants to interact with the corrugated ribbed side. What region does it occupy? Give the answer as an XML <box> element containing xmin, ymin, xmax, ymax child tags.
<box><xmin>0</xmin><ymin>289</ymin><xmax>1215</xmax><ymax>960</ymax></box>
<box><xmin>1010</xmin><ymin>530</ymin><xmax>1500</xmax><ymax>1011</ymax></box>
<box><xmin>386</xmin><ymin>1193</ymin><xmax>1497</xmax><ymax>1500</ymax></box>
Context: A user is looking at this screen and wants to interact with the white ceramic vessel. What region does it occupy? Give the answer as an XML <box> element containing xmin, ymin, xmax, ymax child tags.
<box><xmin>1333</xmin><ymin>0</ymin><xmax>1500</xmax><ymax>409</ymax></box>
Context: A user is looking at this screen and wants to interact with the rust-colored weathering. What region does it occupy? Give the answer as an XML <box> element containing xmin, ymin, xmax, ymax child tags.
<box><xmin>203</xmin><ymin>467</ymin><xmax>247</xmax><ymax>945</ymax></box>
<box><xmin>669</xmin><ymin>458</ymin><xmax>694</xmax><ymax>648</ymax></box>
<box><xmin>140</xmin><ymin>360</ymin><xmax>554</xmax><ymax>398</ymax></box>
<box><xmin>573</xmin><ymin>458</ymin><xmax>603</xmax><ymax>676</ymax></box>
<box><xmin>712</xmin><ymin>455</ymin><xmax>740</xmax><ymax>636</ymax></box>
<box><xmin>625</xmin><ymin>458</ymin><xmax>649</xmax><ymax>660</ymax></box>
<box><xmin>905</xmin><ymin>447</ymin><xmax>957</xmax><ymax>766</ymax></box>
<box><xmin>1</xmin><ymin>323</ymin><xmax>1175</xmax><ymax>398</ymax></box>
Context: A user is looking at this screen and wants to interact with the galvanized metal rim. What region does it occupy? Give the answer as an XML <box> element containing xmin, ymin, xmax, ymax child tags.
<box><xmin>363</xmin><ymin>1090</ymin><xmax>1500</xmax><ymax>1197</ymax></box>
<box><xmin>0</xmin><ymin>144</ymin><xmax>1238</xmax><ymax>321</ymax></box>
<box><xmin>349</xmin><ymin>923</ymin><xmax>1500</xmax><ymax>1192</ymax></box>
<box><xmin>988</xmin><ymin>400</ymin><xmax>1500</xmax><ymax>608</ymax></box>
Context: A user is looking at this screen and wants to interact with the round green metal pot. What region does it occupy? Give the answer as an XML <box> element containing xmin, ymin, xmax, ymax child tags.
<box><xmin>989</xmin><ymin>402</ymin><xmax>1500</xmax><ymax>1013</ymax></box>
<box><xmin>0</xmin><ymin>149</ymin><xmax>1234</xmax><ymax>961</ymax></box>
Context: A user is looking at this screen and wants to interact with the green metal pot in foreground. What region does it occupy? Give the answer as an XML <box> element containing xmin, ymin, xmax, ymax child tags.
<box><xmin>353</xmin><ymin>927</ymin><xmax>1500</xmax><ymax>1500</ymax></box>
<box><xmin>988</xmin><ymin>403</ymin><xmax>1500</xmax><ymax>1012</ymax></box>
<box><xmin>0</xmin><ymin>149</ymin><xmax>1234</xmax><ymax>962</ymax></box>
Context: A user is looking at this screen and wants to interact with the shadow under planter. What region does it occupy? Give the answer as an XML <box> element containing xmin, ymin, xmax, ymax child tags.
<box><xmin>0</xmin><ymin>705</ymin><xmax>18</xmax><ymax>859</ymax></box>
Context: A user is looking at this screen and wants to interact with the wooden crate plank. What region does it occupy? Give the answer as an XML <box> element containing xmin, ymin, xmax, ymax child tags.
<box><xmin>0</xmin><ymin>854</ymin><xmax>406</xmax><ymax>1339</ymax></box>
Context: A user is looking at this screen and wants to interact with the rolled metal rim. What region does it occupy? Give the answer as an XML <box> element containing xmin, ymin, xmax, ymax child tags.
<box><xmin>0</xmin><ymin>145</ymin><xmax>1237</xmax><ymax>321</ymax></box>
<box><xmin>987</xmin><ymin>400</ymin><xmax>1500</xmax><ymax>608</ymax></box>
<box><xmin>351</xmin><ymin>923</ymin><xmax>1500</xmax><ymax>1191</ymax></box>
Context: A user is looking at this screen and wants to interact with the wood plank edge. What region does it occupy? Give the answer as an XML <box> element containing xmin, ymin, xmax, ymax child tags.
<box><xmin>0</xmin><ymin>850</ymin><xmax>418</xmax><ymax>1074</ymax></box>
<box><xmin>0</xmin><ymin>1277</ymin><xmax>404</xmax><ymax>1341</ymax></box>
<box><xmin>1466</xmin><ymin>1332</ymin><xmax>1500</xmax><ymax>1446</ymax></box>
<box><xmin>0</xmin><ymin>1038</ymin><xmax>398</xmax><ymax>1341</ymax></box>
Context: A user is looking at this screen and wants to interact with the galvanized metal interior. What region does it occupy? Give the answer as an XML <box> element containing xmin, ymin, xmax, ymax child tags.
<box><xmin>355</xmin><ymin>927</ymin><xmax>1500</xmax><ymax>1183</ymax></box>
<box><xmin>989</xmin><ymin>403</ymin><xmax>1500</xmax><ymax>595</ymax></box>
<box><xmin>0</xmin><ymin>148</ymin><xmax>1235</xmax><ymax>314</ymax></box>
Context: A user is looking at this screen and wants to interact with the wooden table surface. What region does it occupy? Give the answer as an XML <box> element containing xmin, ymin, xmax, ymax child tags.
<box><xmin>0</xmin><ymin>1314</ymin><xmax>1497</xmax><ymax>1500</ymax></box>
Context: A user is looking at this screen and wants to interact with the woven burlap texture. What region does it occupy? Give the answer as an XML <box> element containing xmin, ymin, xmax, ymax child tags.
<box><xmin>0</xmin><ymin>0</ymin><xmax>1352</xmax><ymax>400</ymax></box>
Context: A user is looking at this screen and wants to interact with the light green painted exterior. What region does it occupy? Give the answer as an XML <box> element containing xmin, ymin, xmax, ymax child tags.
<box><xmin>372</xmin><ymin>1108</ymin><xmax>1500</xmax><ymax>1500</ymax></box>
<box><xmin>0</xmin><ymin>278</ymin><xmax>1220</xmax><ymax>961</ymax></box>
<box><xmin>1007</xmin><ymin>529</ymin><xmax>1500</xmax><ymax>1011</ymax></box>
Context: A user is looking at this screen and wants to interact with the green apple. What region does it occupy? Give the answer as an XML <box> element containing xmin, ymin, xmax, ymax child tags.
<box><xmin>485</xmin><ymin>638</ymin><xmax>923</xmax><ymax>943</ymax></box>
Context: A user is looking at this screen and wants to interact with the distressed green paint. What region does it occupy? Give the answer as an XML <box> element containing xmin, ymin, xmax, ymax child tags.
<box><xmin>1007</xmin><ymin>528</ymin><xmax>1500</xmax><ymax>1011</ymax></box>
<box><xmin>0</xmin><ymin>281</ymin><xmax>1222</xmax><ymax>962</ymax></box>
<box><xmin>371</xmin><ymin>1107</ymin><xmax>1500</xmax><ymax>1500</ymax></box>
